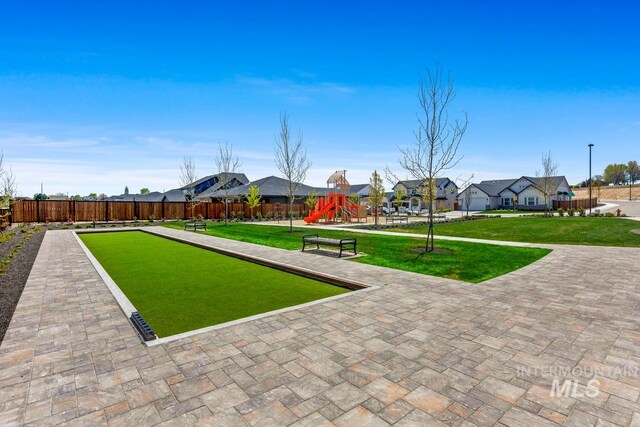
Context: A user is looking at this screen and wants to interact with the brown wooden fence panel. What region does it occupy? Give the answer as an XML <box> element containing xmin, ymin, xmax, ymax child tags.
<box><xmin>10</xmin><ymin>200</ymin><xmax>314</xmax><ymax>223</ymax></box>
<box><xmin>553</xmin><ymin>198</ymin><xmax>598</xmax><ymax>210</ymax></box>
<box><xmin>38</xmin><ymin>200</ymin><xmax>71</xmax><ymax>222</ymax></box>
<box><xmin>107</xmin><ymin>202</ymin><xmax>135</xmax><ymax>220</ymax></box>
<box><xmin>136</xmin><ymin>202</ymin><xmax>163</xmax><ymax>220</ymax></box>
<box><xmin>75</xmin><ymin>201</ymin><xmax>107</xmax><ymax>221</ymax></box>
<box><xmin>163</xmin><ymin>202</ymin><xmax>186</xmax><ymax>220</ymax></box>
<box><xmin>11</xmin><ymin>200</ymin><xmax>37</xmax><ymax>222</ymax></box>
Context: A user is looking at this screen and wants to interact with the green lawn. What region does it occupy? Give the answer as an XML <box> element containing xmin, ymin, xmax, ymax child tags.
<box><xmin>79</xmin><ymin>231</ymin><xmax>349</xmax><ymax>337</ymax></box>
<box><xmin>162</xmin><ymin>222</ymin><xmax>551</xmax><ymax>283</ymax></box>
<box><xmin>477</xmin><ymin>209</ymin><xmax>545</xmax><ymax>214</ymax></box>
<box><xmin>392</xmin><ymin>217</ymin><xmax>640</xmax><ymax>247</ymax></box>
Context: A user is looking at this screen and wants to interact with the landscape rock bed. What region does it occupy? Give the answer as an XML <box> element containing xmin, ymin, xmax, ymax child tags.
<box><xmin>0</xmin><ymin>225</ymin><xmax>45</xmax><ymax>343</ymax></box>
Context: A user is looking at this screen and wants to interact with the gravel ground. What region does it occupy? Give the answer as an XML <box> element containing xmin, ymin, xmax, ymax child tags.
<box><xmin>0</xmin><ymin>226</ymin><xmax>46</xmax><ymax>343</ymax></box>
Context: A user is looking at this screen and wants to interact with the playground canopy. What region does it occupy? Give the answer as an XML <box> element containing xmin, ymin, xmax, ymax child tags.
<box><xmin>327</xmin><ymin>170</ymin><xmax>351</xmax><ymax>191</ymax></box>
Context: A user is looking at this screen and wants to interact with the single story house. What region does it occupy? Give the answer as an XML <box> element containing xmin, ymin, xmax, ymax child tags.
<box><xmin>392</xmin><ymin>178</ymin><xmax>458</xmax><ymax>210</ymax></box>
<box><xmin>197</xmin><ymin>175</ymin><xmax>327</xmax><ymax>204</ymax></box>
<box><xmin>181</xmin><ymin>173</ymin><xmax>249</xmax><ymax>200</ymax></box>
<box><xmin>458</xmin><ymin>176</ymin><xmax>571</xmax><ymax>211</ymax></box>
<box><xmin>107</xmin><ymin>173</ymin><xmax>249</xmax><ymax>203</ymax></box>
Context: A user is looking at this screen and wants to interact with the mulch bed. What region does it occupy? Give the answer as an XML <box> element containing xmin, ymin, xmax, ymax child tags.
<box><xmin>0</xmin><ymin>225</ymin><xmax>46</xmax><ymax>343</ymax></box>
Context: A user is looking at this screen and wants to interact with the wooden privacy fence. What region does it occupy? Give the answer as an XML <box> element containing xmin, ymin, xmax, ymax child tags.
<box><xmin>9</xmin><ymin>200</ymin><xmax>308</xmax><ymax>223</ymax></box>
<box><xmin>553</xmin><ymin>198</ymin><xmax>598</xmax><ymax>210</ymax></box>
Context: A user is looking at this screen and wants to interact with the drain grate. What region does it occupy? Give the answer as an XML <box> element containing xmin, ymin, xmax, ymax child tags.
<box><xmin>130</xmin><ymin>311</ymin><xmax>157</xmax><ymax>341</ymax></box>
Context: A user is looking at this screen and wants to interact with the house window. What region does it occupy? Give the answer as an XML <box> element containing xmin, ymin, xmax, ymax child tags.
<box><xmin>502</xmin><ymin>198</ymin><xmax>511</xmax><ymax>206</ymax></box>
<box><xmin>525</xmin><ymin>197</ymin><xmax>537</xmax><ymax>206</ymax></box>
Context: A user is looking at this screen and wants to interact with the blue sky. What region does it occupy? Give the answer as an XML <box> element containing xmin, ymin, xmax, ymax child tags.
<box><xmin>1</xmin><ymin>1</ymin><xmax>639</xmax><ymax>196</ymax></box>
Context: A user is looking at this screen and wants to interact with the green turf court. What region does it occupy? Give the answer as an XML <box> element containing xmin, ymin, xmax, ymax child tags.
<box><xmin>79</xmin><ymin>231</ymin><xmax>350</xmax><ymax>337</ymax></box>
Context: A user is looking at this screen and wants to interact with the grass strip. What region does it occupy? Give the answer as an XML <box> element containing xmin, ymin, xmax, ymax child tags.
<box><xmin>391</xmin><ymin>217</ymin><xmax>640</xmax><ymax>247</ymax></box>
<box><xmin>161</xmin><ymin>222</ymin><xmax>551</xmax><ymax>283</ymax></box>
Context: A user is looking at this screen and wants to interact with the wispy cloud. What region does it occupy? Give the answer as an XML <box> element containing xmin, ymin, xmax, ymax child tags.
<box><xmin>234</xmin><ymin>75</ymin><xmax>355</xmax><ymax>103</ymax></box>
<box><xmin>0</xmin><ymin>133</ymin><xmax>103</xmax><ymax>149</ymax></box>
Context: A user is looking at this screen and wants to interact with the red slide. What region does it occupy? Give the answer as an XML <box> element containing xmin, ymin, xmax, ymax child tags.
<box><xmin>304</xmin><ymin>193</ymin><xmax>360</xmax><ymax>224</ymax></box>
<box><xmin>304</xmin><ymin>201</ymin><xmax>337</xmax><ymax>223</ymax></box>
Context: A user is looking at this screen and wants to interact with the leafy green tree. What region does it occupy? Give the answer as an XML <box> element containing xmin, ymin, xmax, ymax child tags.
<box><xmin>140</xmin><ymin>188</ymin><xmax>150</xmax><ymax>195</ymax></box>
<box><xmin>88</xmin><ymin>193</ymin><xmax>98</xmax><ymax>200</ymax></box>
<box><xmin>349</xmin><ymin>193</ymin><xmax>360</xmax><ymax>205</ymax></box>
<box><xmin>33</xmin><ymin>193</ymin><xmax>48</xmax><ymax>200</ymax></box>
<box><xmin>393</xmin><ymin>187</ymin><xmax>406</xmax><ymax>211</ymax></box>
<box><xmin>245</xmin><ymin>185</ymin><xmax>262</xmax><ymax>219</ymax></box>
<box><xmin>368</xmin><ymin>170</ymin><xmax>385</xmax><ymax>227</ymax></box>
<box><xmin>304</xmin><ymin>191</ymin><xmax>318</xmax><ymax>213</ymax></box>
<box><xmin>603</xmin><ymin>163</ymin><xmax>628</xmax><ymax>185</ymax></box>
<box><xmin>627</xmin><ymin>161</ymin><xmax>640</xmax><ymax>185</ymax></box>
<box><xmin>124</xmin><ymin>186</ymin><xmax>129</xmax><ymax>195</ymax></box>
<box><xmin>98</xmin><ymin>193</ymin><xmax>107</xmax><ymax>200</ymax></box>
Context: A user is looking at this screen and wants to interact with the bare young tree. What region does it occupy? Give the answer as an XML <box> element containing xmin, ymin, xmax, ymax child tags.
<box><xmin>454</xmin><ymin>174</ymin><xmax>474</xmax><ymax>217</ymax></box>
<box><xmin>536</xmin><ymin>151</ymin><xmax>559</xmax><ymax>217</ymax></box>
<box><xmin>215</xmin><ymin>141</ymin><xmax>241</xmax><ymax>225</ymax></box>
<box><xmin>368</xmin><ymin>170</ymin><xmax>385</xmax><ymax>227</ymax></box>
<box><xmin>0</xmin><ymin>152</ymin><xmax>18</xmax><ymax>226</ymax></box>
<box><xmin>1</xmin><ymin>164</ymin><xmax>17</xmax><ymax>199</ymax></box>
<box><xmin>395</xmin><ymin>65</ymin><xmax>468</xmax><ymax>252</ymax></box>
<box><xmin>274</xmin><ymin>111</ymin><xmax>311</xmax><ymax>232</ymax></box>
<box><xmin>179</xmin><ymin>155</ymin><xmax>199</xmax><ymax>219</ymax></box>
<box><xmin>462</xmin><ymin>185</ymin><xmax>473</xmax><ymax>217</ymax></box>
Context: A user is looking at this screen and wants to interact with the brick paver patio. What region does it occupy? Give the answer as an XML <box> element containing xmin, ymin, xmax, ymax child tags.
<box><xmin>1</xmin><ymin>228</ymin><xmax>639</xmax><ymax>426</ymax></box>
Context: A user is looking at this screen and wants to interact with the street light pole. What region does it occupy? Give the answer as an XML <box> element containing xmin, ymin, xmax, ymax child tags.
<box><xmin>588</xmin><ymin>143</ymin><xmax>594</xmax><ymax>215</ymax></box>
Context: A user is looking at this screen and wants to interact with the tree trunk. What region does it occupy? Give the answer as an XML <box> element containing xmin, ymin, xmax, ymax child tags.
<box><xmin>426</xmin><ymin>209</ymin><xmax>434</xmax><ymax>252</ymax></box>
<box><xmin>289</xmin><ymin>199</ymin><xmax>294</xmax><ymax>232</ymax></box>
<box><xmin>426</xmin><ymin>222</ymin><xmax>434</xmax><ymax>252</ymax></box>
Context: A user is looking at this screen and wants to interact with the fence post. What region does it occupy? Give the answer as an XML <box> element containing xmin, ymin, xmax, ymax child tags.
<box><xmin>184</xmin><ymin>202</ymin><xmax>187</xmax><ymax>220</ymax></box>
<box><xmin>105</xmin><ymin>200</ymin><xmax>109</xmax><ymax>222</ymax></box>
<box><xmin>74</xmin><ymin>200</ymin><xmax>77</xmax><ymax>222</ymax></box>
<box><xmin>161</xmin><ymin>200</ymin><xmax>165</xmax><ymax>220</ymax></box>
<box><xmin>36</xmin><ymin>199</ymin><xmax>40</xmax><ymax>223</ymax></box>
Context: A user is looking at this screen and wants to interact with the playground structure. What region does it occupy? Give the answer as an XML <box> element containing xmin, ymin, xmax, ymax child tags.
<box><xmin>304</xmin><ymin>193</ymin><xmax>363</xmax><ymax>223</ymax></box>
<box><xmin>304</xmin><ymin>170</ymin><xmax>367</xmax><ymax>224</ymax></box>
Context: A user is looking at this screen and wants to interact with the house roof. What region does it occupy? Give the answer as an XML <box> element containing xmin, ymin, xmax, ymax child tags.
<box><xmin>179</xmin><ymin>173</ymin><xmax>249</xmax><ymax>190</ymax></box>
<box><xmin>190</xmin><ymin>173</ymin><xmax>250</xmax><ymax>198</ymax></box>
<box><xmin>347</xmin><ymin>184</ymin><xmax>369</xmax><ymax>195</ymax></box>
<box><xmin>474</xmin><ymin>179</ymin><xmax>519</xmax><ymax>197</ymax></box>
<box><xmin>162</xmin><ymin>189</ymin><xmax>187</xmax><ymax>202</ymax></box>
<box><xmin>107</xmin><ymin>191</ymin><xmax>166</xmax><ymax>202</ymax></box>
<box><xmin>200</xmin><ymin>176</ymin><xmax>319</xmax><ymax>199</ymax></box>
<box><xmin>394</xmin><ymin>177</ymin><xmax>454</xmax><ymax>190</ymax></box>
<box><xmin>523</xmin><ymin>176</ymin><xmax>567</xmax><ymax>190</ymax></box>
<box><xmin>465</xmin><ymin>176</ymin><xmax>568</xmax><ymax>197</ymax></box>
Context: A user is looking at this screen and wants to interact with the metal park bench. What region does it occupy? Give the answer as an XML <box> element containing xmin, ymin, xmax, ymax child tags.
<box><xmin>184</xmin><ymin>220</ymin><xmax>207</xmax><ymax>232</ymax></box>
<box><xmin>302</xmin><ymin>234</ymin><xmax>357</xmax><ymax>258</ymax></box>
<box><xmin>385</xmin><ymin>216</ymin><xmax>409</xmax><ymax>224</ymax></box>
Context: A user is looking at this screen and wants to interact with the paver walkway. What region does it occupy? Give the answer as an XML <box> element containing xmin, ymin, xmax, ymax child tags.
<box><xmin>1</xmin><ymin>229</ymin><xmax>639</xmax><ymax>426</ymax></box>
